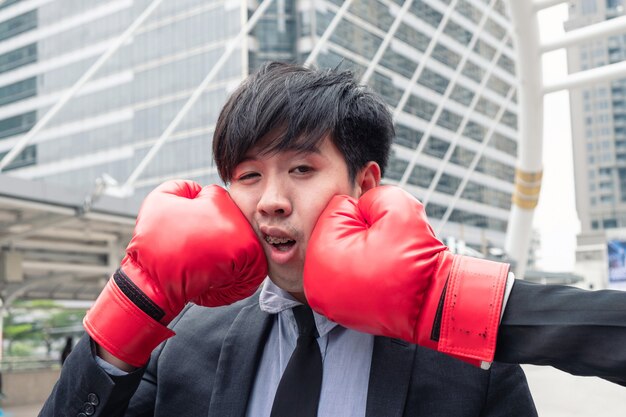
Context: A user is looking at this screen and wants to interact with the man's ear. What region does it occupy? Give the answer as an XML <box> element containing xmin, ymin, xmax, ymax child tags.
<box><xmin>355</xmin><ymin>161</ymin><xmax>381</xmax><ymax>196</ymax></box>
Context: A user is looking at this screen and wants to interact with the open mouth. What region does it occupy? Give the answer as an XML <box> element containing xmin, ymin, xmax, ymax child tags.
<box><xmin>265</xmin><ymin>235</ymin><xmax>296</xmax><ymax>252</ymax></box>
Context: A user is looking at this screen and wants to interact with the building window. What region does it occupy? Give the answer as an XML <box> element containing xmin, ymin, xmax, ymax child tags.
<box><xmin>443</xmin><ymin>20</ymin><xmax>472</xmax><ymax>46</ymax></box>
<box><xmin>501</xmin><ymin>110</ymin><xmax>518</xmax><ymax>130</ymax></box>
<box><xmin>408</xmin><ymin>165</ymin><xmax>435</xmax><ymax>188</ymax></box>
<box><xmin>497</xmin><ymin>54</ymin><xmax>515</xmax><ymax>76</ymax></box>
<box><xmin>370</xmin><ymin>72</ymin><xmax>402</xmax><ymax>107</ymax></box>
<box><xmin>410</xmin><ymin>0</ymin><xmax>443</xmax><ymax>28</ymax></box>
<box><xmin>456</xmin><ymin>0</ymin><xmax>481</xmax><ymax>24</ymax></box>
<box><xmin>418</xmin><ymin>68</ymin><xmax>449</xmax><ymax>94</ymax></box>
<box><xmin>0</xmin><ymin>144</ymin><xmax>36</xmax><ymax>170</ymax></box>
<box><xmin>463</xmin><ymin>120</ymin><xmax>486</xmax><ymax>142</ymax></box>
<box><xmin>383</xmin><ymin>153</ymin><xmax>409</xmax><ymax>181</ymax></box>
<box><xmin>405</xmin><ymin>95</ymin><xmax>437</xmax><ymax>121</ymax></box>
<box><xmin>487</xmin><ymin>74</ymin><xmax>511</xmax><ymax>97</ymax></box>
<box><xmin>0</xmin><ymin>77</ymin><xmax>37</xmax><ymax>106</ymax></box>
<box><xmin>491</xmin><ymin>132</ymin><xmax>517</xmax><ymax>156</ymax></box>
<box><xmin>0</xmin><ymin>111</ymin><xmax>36</xmax><ymax>139</ymax></box>
<box><xmin>603</xmin><ymin>218</ymin><xmax>618</xmax><ymax>228</ymax></box>
<box><xmin>436</xmin><ymin>173</ymin><xmax>462</xmax><ymax>195</ymax></box>
<box><xmin>0</xmin><ymin>0</ymin><xmax>22</xmax><ymax>9</ymax></box>
<box><xmin>380</xmin><ymin>49</ymin><xmax>416</xmax><ymax>79</ymax></box>
<box><xmin>395</xmin><ymin>23</ymin><xmax>429</xmax><ymax>53</ymax></box>
<box><xmin>462</xmin><ymin>59</ymin><xmax>485</xmax><ymax>83</ymax></box>
<box><xmin>0</xmin><ymin>10</ymin><xmax>37</xmax><ymax>42</ymax></box>
<box><xmin>432</xmin><ymin>43</ymin><xmax>461</xmax><ymax>70</ymax></box>
<box><xmin>450</xmin><ymin>146</ymin><xmax>475</xmax><ymax>167</ymax></box>
<box><xmin>450</xmin><ymin>85</ymin><xmax>475</xmax><ymax>106</ymax></box>
<box><xmin>424</xmin><ymin>136</ymin><xmax>450</xmax><ymax>159</ymax></box>
<box><xmin>0</xmin><ymin>44</ymin><xmax>37</xmax><ymax>74</ymax></box>
<box><xmin>425</xmin><ymin>203</ymin><xmax>446</xmax><ymax>219</ymax></box>
<box><xmin>436</xmin><ymin>109</ymin><xmax>462</xmax><ymax>131</ymax></box>
<box><xmin>393</xmin><ymin>124</ymin><xmax>423</xmax><ymax>150</ymax></box>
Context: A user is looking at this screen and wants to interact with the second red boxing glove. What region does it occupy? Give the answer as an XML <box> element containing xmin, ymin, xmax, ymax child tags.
<box><xmin>84</xmin><ymin>181</ymin><xmax>267</xmax><ymax>367</ymax></box>
<box><xmin>303</xmin><ymin>186</ymin><xmax>509</xmax><ymax>366</ymax></box>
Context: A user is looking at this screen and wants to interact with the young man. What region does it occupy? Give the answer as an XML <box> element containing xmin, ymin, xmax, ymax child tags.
<box><xmin>40</xmin><ymin>62</ymin><xmax>538</xmax><ymax>416</ymax></box>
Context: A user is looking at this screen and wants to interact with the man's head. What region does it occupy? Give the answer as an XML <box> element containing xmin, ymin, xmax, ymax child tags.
<box><xmin>213</xmin><ymin>62</ymin><xmax>394</xmax><ymax>300</ymax></box>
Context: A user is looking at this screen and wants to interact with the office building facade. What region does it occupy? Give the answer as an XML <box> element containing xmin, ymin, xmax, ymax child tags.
<box><xmin>0</xmin><ymin>0</ymin><xmax>518</xmax><ymax>252</ymax></box>
<box><xmin>566</xmin><ymin>0</ymin><xmax>626</xmax><ymax>289</ymax></box>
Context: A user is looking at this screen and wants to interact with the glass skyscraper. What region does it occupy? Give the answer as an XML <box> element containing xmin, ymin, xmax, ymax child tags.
<box><xmin>0</xmin><ymin>0</ymin><xmax>518</xmax><ymax>253</ymax></box>
<box><xmin>566</xmin><ymin>0</ymin><xmax>626</xmax><ymax>289</ymax></box>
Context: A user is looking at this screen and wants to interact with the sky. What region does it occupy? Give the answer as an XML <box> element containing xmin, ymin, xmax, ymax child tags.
<box><xmin>533</xmin><ymin>4</ymin><xmax>580</xmax><ymax>272</ymax></box>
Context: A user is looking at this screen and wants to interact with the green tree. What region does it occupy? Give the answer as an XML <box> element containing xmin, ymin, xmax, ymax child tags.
<box><xmin>3</xmin><ymin>300</ymin><xmax>86</xmax><ymax>358</ymax></box>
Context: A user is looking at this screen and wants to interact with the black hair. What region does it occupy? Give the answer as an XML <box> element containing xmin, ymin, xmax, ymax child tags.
<box><xmin>212</xmin><ymin>61</ymin><xmax>394</xmax><ymax>183</ymax></box>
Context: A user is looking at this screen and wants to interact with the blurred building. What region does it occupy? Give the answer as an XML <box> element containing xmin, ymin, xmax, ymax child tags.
<box><xmin>0</xmin><ymin>0</ymin><xmax>519</xmax><ymax>253</ymax></box>
<box><xmin>566</xmin><ymin>0</ymin><xmax>626</xmax><ymax>289</ymax></box>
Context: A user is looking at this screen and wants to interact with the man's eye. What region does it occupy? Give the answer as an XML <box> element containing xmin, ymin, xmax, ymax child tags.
<box><xmin>292</xmin><ymin>165</ymin><xmax>313</xmax><ymax>174</ymax></box>
<box><xmin>238</xmin><ymin>172</ymin><xmax>260</xmax><ymax>181</ymax></box>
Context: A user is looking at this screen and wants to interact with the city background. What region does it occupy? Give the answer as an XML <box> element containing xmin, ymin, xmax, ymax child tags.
<box><xmin>0</xmin><ymin>0</ymin><xmax>623</xmax><ymax>415</ymax></box>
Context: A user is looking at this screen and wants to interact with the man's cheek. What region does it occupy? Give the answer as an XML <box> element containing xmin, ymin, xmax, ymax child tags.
<box><xmin>227</xmin><ymin>194</ymin><xmax>254</xmax><ymax>223</ymax></box>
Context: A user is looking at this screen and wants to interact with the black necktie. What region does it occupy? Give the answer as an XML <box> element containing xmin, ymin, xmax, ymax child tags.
<box><xmin>270</xmin><ymin>305</ymin><xmax>323</xmax><ymax>417</ymax></box>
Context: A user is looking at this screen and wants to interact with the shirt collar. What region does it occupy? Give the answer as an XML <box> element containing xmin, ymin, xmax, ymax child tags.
<box><xmin>259</xmin><ymin>278</ymin><xmax>339</xmax><ymax>337</ymax></box>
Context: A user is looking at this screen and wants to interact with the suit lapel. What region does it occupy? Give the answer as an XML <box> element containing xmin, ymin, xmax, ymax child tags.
<box><xmin>365</xmin><ymin>337</ymin><xmax>416</xmax><ymax>417</ymax></box>
<box><xmin>207</xmin><ymin>301</ymin><xmax>273</xmax><ymax>417</ymax></box>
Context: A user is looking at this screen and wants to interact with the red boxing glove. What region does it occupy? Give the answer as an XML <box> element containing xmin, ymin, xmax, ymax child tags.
<box><xmin>84</xmin><ymin>181</ymin><xmax>267</xmax><ymax>367</ymax></box>
<box><xmin>304</xmin><ymin>186</ymin><xmax>509</xmax><ymax>366</ymax></box>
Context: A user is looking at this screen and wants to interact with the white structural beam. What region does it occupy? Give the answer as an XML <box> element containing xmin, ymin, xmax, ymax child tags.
<box><xmin>120</xmin><ymin>0</ymin><xmax>275</xmax><ymax>192</ymax></box>
<box><xmin>506</xmin><ymin>1</ymin><xmax>544</xmax><ymax>280</ymax></box>
<box><xmin>543</xmin><ymin>59</ymin><xmax>626</xmax><ymax>94</ymax></box>
<box><xmin>0</xmin><ymin>215</ymin><xmax>76</xmax><ymax>245</ymax></box>
<box><xmin>22</xmin><ymin>261</ymin><xmax>111</xmax><ymax>275</ymax></box>
<box><xmin>13</xmin><ymin>239</ymin><xmax>111</xmax><ymax>254</ymax></box>
<box><xmin>4</xmin><ymin>274</ymin><xmax>76</xmax><ymax>307</ymax></box>
<box><xmin>541</xmin><ymin>14</ymin><xmax>626</xmax><ymax>53</ymax></box>
<box><xmin>532</xmin><ymin>0</ymin><xmax>567</xmax><ymax>12</ymax></box>
<box><xmin>0</xmin><ymin>0</ymin><xmax>166</xmax><ymax>172</ymax></box>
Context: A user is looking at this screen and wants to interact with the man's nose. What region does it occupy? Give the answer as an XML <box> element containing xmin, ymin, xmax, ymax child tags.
<box><xmin>257</xmin><ymin>182</ymin><xmax>292</xmax><ymax>216</ymax></box>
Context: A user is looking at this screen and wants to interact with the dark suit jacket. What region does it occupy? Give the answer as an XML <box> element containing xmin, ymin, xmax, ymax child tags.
<box><xmin>40</xmin><ymin>294</ymin><xmax>536</xmax><ymax>417</ymax></box>
<box><xmin>496</xmin><ymin>280</ymin><xmax>626</xmax><ymax>386</ymax></box>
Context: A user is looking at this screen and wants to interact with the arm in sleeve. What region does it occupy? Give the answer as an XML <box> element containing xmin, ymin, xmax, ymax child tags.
<box><xmin>39</xmin><ymin>334</ymin><xmax>148</xmax><ymax>417</ymax></box>
<box><xmin>495</xmin><ymin>280</ymin><xmax>626</xmax><ymax>386</ymax></box>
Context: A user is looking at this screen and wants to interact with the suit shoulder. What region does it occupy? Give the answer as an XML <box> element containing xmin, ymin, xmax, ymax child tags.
<box><xmin>169</xmin><ymin>293</ymin><xmax>261</xmax><ymax>340</ymax></box>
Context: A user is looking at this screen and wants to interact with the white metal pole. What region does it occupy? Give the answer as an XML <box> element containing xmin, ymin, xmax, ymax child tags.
<box><xmin>121</xmin><ymin>0</ymin><xmax>275</xmax><ymax>191</ymax></box>
<box><xmin>505</xmin><ymin>1</ymin><xmax>544</xmax><ymax>279</ymax></box>
<box><xmin>540</xmin><ymin>14</ymin><xmax>626</xmax><ymax>53</ymax></box>
<box><xmin>543</xmin><ymin>59</ymin><xmax>626</xmax><ymax>94</ymax></box>
<box><xmin>0</xmin><ymin>0</ymin><xmax>166</xmax><ymax>172</ymax></box>
<box><xmin>0</xmin><ymin>297</ymin><xmax>3</xmax><ymax>363</ymax></box>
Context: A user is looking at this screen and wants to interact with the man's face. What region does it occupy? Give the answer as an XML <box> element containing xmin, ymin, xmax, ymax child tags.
<box><xmin>228</xmin><ymin>135</ymin><xmax>364</xmax><ymax>300</ymax></box>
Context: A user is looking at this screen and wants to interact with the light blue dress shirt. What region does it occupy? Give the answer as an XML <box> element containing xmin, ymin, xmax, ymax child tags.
<box><xmin>245</xmin><ymin>279</ymin><xmax>374</xmax><ymax>417</ymax></box>
<box><xmin>95</xmin><ymin>279</ymin><xmax>376</xmax><ymax>415</ymax></box>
